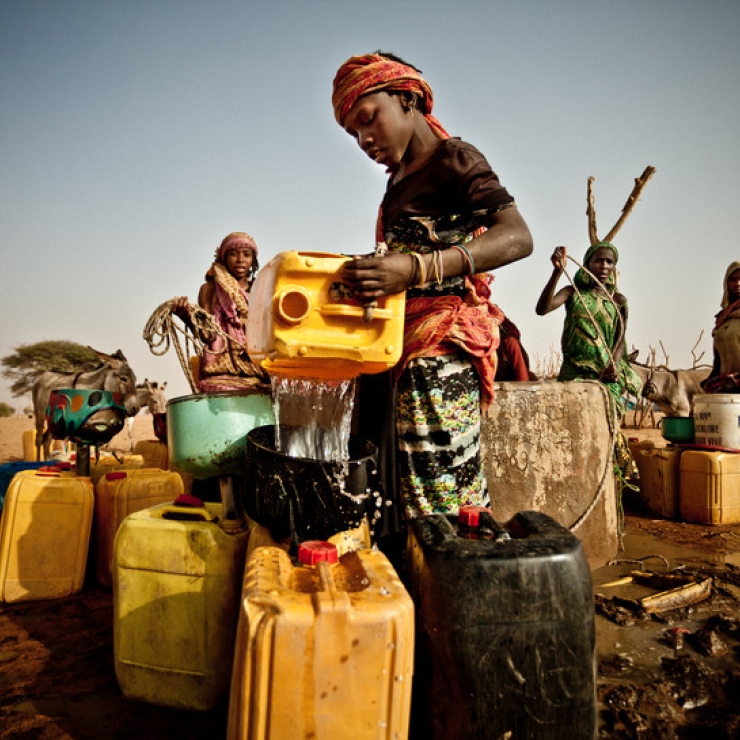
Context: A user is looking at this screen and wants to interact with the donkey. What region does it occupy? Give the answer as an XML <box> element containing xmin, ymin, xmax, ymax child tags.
<box><xmin>628</xmin><ymin>351</ymin><xmax>710</xmax><ymax>418</ymax></box>
<box><xmin>126</xmin><ymin>380</ymin><xmax>168</xmax><ymax>450</ymax></box>
<box><xmin>31</xmin><ymin>348</ymin><xmax>140</xmax><ymax>460</ymax></box>
<box><xmin>135</xmin><ymin>379</ymin><xmax>168</xmax><ymax>415</ymax></box>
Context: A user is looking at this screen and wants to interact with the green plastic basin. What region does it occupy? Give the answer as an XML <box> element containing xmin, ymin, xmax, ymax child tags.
<box><xmin>167</xmin><ymin>392</ymin><xmax>274</xmax><ymax>478</ymax></box>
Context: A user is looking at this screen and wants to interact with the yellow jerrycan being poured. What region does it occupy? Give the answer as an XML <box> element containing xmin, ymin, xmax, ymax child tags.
<box><xmin>247</xmin><ymin>251</ymin><xmax>405</xmax><ymax>379</ymax></box>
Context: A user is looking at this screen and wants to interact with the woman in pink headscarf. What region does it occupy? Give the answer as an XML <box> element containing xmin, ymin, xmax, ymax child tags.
<box><xmin>174</xmin><ymin>231</ymin><xmax>269</xmax><ymax>393</ymax></box>
<box><xmin>332</xmin><ymin>52</ymin><xmax>533</xmax><ymax>525</ymax></box>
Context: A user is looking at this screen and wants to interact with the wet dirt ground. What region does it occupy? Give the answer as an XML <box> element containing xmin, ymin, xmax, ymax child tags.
<box><xmin>2</xmin><ymin>408</ymin><xmax>740</xmax><ymax>738</ymax></box>
<box><xmin>594</xmin><ymin>510</ymin><xmax>740</xmax><ymax>739</ymax></box>
<box><xmin>2</xmin><ymin>510</ymin><xmax>739</xmax><ymax>740</ymax></box>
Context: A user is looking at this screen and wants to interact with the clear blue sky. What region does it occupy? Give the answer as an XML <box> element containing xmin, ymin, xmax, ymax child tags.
<box><xmin>1</xmin><ymin>0</ymin><xmax>738</xmax><ymax>409</ymax></box>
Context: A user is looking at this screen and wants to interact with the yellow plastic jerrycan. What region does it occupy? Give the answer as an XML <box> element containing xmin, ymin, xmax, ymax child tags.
<box><xmin>0</xmin><ymin>469</ymin><xmax>94</xmax><ymax>603</ymax></box>
<box><xmin>247</xmin><ymin>251</ymin><xmax>405</xmax><ymax>379</ymax></box>
<box><xmin>227</xmin><ymin>541</ymin><xmax>415</xmax><ymax>740</ymax></box>
<box><xmin>113</xmin><ymin>496</ymin><xmax>248</xmax><ymax>711</ymax></box>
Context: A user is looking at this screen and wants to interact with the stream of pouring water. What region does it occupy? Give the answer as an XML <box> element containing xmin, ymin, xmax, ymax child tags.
<box><xmin>271</xmin><ymin>376</ymin><xmax>356</xmax><ymax>462</ymax></box>
<box><xmin>270</xmin><ymin>375</ymin><xmax>387</xmax><ymax>531</ymax></box>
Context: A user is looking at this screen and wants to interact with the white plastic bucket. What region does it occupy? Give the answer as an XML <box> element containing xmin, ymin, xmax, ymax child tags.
<box><xmin>693</xmin><ymin>394</ymin><xmax>740</xmax><ymax>449</ymax></box>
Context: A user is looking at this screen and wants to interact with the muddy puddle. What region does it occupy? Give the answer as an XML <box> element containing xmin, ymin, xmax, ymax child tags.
<box><xmin>594</xmin><ymin>521</ymin><xmax>740</xmax><ymax>738</ymax></box>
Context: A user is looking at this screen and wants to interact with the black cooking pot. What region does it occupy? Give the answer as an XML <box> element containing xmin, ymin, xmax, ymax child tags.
<box><xmin>240</xmin><ymin>425</ymin><xmax>378</xmax><ymax>543</ymax></box>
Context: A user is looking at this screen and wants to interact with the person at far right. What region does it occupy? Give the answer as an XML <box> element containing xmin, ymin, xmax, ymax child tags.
<box><xmin>701</xmin><ymin>261</ymin><xmax>740</xmax><ymax>393</ymax></box>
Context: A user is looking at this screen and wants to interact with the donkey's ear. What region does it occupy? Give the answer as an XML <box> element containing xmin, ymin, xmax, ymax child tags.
<box><xmin>88</xmin><ymin>346</ymin><xmax>109</xmax><ymax>365</ymax></box>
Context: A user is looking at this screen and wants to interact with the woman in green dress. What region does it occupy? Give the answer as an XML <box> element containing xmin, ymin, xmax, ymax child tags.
<box><xmin>536</xmin><ymin>242</ymin><xmax>642</xmax><ymax>412</ymax></box>
<box><xmin>537</xmin><ymin>242</ymin><xmax>642</xmax><ymax>524</ymax></box>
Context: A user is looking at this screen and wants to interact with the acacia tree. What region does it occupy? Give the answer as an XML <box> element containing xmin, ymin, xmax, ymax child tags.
<box><xmin>1</xmin><ymin>341</ymin><xmax>100</xmax><ymax>397</ymax></box>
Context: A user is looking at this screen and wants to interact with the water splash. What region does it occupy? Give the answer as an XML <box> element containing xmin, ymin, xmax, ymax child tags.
<box><xmin>271</xmin><ymin>375</ymin><xmax>356</xmax><ymax>462</ymax></box>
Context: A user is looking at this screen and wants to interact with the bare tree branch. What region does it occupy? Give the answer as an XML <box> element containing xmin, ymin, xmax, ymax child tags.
<box><xmin>604</xmin><ymin>165</ymin><xmax>657</xmax><ymax>243</ymax></box>
<box><xmin>691</xmin><ymin>331</ymin><xmax>706</xmax><ymax>368</ymax></box>
<box><xmin>586</xmin><ymin>176</ymin><xmax>599</xmax><ymax>245</ymax></box>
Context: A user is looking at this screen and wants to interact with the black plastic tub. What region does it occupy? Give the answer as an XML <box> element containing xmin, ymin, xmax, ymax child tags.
<box><xmin>406</xmin><ymin>509</ymin><xmax>596</xmax><ymax>740</ymax></box>
<box><xmin>240</xmin><ymin>425</ymin><xmax>378</xmax><ymax>544</ymax></box>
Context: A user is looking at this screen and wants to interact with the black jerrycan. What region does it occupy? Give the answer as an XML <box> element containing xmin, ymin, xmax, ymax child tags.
<box><xmin>406</xmin><ymin>508</ymin><xmax>596</xmax><ymax>740</ymax></box>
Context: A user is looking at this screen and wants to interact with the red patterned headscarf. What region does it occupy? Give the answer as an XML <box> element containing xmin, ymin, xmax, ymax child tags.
<box><xmin>332</xmin><ymin>53</ymin><xmax>449</xmax><ymax>139</ymax></box>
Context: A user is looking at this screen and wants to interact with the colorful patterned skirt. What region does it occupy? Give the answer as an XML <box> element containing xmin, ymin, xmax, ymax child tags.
<box><xmin>397</xmin><ymin>352</ymin><xmax>488</xmax><ymax>517</ymax></box>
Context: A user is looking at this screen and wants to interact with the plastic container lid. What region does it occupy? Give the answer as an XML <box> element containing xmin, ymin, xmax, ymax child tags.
<box><xmin>174</xmin><ymin>493</ymin><xmax>205</xmax><ymax>508</ymax></box>
<box><xmin>298</xmin><ymin>540</ymin><xmax>338</xmax><ymax>565</ymax></box>
<box><xmin>458</xmin><ymin>505</ymin><xmax>491</xmax><ymax>528</ymax></box>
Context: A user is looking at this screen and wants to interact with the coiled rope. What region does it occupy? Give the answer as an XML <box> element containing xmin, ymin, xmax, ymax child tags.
<box><xmin>568</xmin><ymin>380</ymin><xmax>623</xmax><ymax>547</ymax></box>
<box><xmin>142</xmin><ymin>299</ymin><xmax>237</xmax><ymax>394</ymax></box>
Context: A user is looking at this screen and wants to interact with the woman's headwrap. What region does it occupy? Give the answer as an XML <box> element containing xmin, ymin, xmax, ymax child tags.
<box><xmin>216</xmin><ymin>231</ymin><xmax>258</xmax><ymax>263</ymax></box>
<box><xmin>574</xmin><ymin>241</ymin><xmax>619</xmax><ymax>291</ymax></box>
<box><xmin>721</xmin><ymin>261</ymin><xmax>740</xmax><ymax>309</ymax></box>
<box><xmin>331</xmin><ymin>53</ymin><xmax>449</xmax><ymax>139</ymax></box>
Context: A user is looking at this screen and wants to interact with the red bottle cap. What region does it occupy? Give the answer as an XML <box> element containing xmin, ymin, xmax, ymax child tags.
<box><xmin>174</xmin><ymin>493</ymin><xmax>205</xmax><ymax>508</ymax></box>
<box><xmin>458</xmin><ymin>505</ymin><xmax>491</xmax><ymax>528</ymax></box>
<box><xmin>298</xmin><ymin>541</ymin><xmax>338</xmax><ymax>566</ymax></box>
<box><xmin>105</xmin><ymin>471</ymin><xmax>128</xmax><ymax>481</ymax></box>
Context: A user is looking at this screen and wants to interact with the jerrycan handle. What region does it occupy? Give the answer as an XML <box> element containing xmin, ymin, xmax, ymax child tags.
<box><xmin>321</xmin><ymin>304</ymin><xmax>394</xmax><ymax>321</ymax></box>
<box><xmin>160</xmin><ymin>494</ymin><xmax>216</xmax><ymax>522</ymax></box>
<box><xmin>477</xmin><ymin>509</ymin><xmax>511</xmax><ymax>542</ymax></box>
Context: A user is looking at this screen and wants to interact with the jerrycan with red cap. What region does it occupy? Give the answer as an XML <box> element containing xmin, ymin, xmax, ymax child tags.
<box><xmin>406</xmin><ymin>508</ymin><xmax>596</xmax><ymax>740</ymax></box>
<box><xmin>94</xmin><ymin>468</ymin><xmax>184</xmax><ymax>588</ymax></box>
<box><xmin>227</xmin><ymin>540</ymin><xmax>415</xmax><ymax>740</ymax></box>
<box><xmin>0</xmin><ymin>468</ymin><xmax>94</xmax><ymax>603</ymax></box>
<box><xmin>456</xmin><ymin>504</ymin><xmax>511</xmax><ymax>541</ymax></box>
<box><xmin>112</xmin><ymin>494</ymin><xmax>248</xmax><ymax>711</ymax></box>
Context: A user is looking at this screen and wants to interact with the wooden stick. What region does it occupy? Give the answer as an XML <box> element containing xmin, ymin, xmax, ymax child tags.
<box><xmin>586</xmin><ymin>176</ymin><xmax>599</xmax><ymax>245</ymax></box>
<box><xmin>604</xmin><ymin>165</ymin><xmax>657</xmax><ymax>243</ymax></box>
<box><xmin>640</xmin><ymin>577</ymin><xmax>712</xmax><ymax>614</ymax></box>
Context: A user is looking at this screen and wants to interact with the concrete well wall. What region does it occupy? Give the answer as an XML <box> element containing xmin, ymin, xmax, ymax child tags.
<box><xmin>481</xmin><ymin>379</ymin><xmax>621</xmax><ymax>569</ymax></box>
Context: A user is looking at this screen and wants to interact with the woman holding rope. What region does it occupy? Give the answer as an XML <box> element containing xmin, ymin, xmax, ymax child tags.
<box><xmin>172</xmin><ymin>231</ymin><xmax>269</xmax><ymax>394</ymax></box>
<box><xmin>536</xmin><ymin>242</ymin><xmax>642</xmax><ymax>413</ymax></box>
<box><xmin>536</xmin><ymin>242</ymin><xmax>642</xmax><ymax>522</ymax></box>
